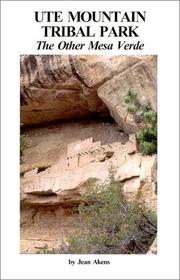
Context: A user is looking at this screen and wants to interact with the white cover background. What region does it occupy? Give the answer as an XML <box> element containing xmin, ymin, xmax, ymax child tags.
<box><xmin>1</xmin><ymin>1</ymin><xmax>179</xmax><ymax>279</ymax></box>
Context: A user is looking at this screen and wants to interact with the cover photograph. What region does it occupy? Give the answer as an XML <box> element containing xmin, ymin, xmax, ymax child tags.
<box><xmin>1</xmin><ymin>1</ymin><xmax>179</xmax><ymax>280</ymax></box>
<box><xmin>20</xmin><ymin>54</ymin><xmax>157</xmax><ymax>255</ymax></box>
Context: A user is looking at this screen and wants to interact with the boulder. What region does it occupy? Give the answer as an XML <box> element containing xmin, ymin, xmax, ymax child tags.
<box><xmin>97</xmin><ymin>56</ymin><xmax>157</xmax><ymax>133</ymax></box>
<box><xmin>114</xmin><ymin>153</ymin><xmax>142</xmax><ymax>182</ymax></box>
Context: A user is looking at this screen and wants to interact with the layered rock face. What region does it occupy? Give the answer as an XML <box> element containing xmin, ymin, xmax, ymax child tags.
<box><xmin>20</xmin><ymin>55</ymin><xmax>157</xmax><ymax>253</ymax></box>
<box><xmin>21</xmin><ymin>132</ymin><xmax>157</xmax><ymax>211</ymax></box>
<box><xmin>20</xmin><ymin>55</ymin><xmax>157</xmax><ymax>132</ymax></box>
<box><xmin>20</xmin><ymin>121</ymin><xmax>157</xmax><ymax>253</ymax></box>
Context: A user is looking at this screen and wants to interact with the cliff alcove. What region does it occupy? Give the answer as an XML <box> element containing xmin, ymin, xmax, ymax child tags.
<box><xmin>20</xmin><ymin>54</ymin><xmax>157</xmax><ymax>254</ymax></box>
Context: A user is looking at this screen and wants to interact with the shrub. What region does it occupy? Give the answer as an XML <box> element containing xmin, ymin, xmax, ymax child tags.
<box><xmin>20</xmin><ymin>124</ymin><xmax>27</xmax><ymax>162</ymax></box>
<box><xmin>37</xmin><ymin>180</ymin><xmax>157</xmax><ymax>254</ymax></box>
<box><xmin>20</xmin><ymin>135</ymin><xmax>27</xmax><ymax>161</ymax></box>
<box><xmin>124</xmin><ymin>90</ymin><xmax>157</xmax><ymax>155</ymax></box>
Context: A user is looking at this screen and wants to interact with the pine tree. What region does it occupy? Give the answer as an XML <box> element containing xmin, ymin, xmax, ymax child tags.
<box><xmin>124</xmin><ymin>90</ymin><xmax>157</xmax><ymax>155</ymax></box>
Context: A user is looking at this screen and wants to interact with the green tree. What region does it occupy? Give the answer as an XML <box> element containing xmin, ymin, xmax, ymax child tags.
<box><xmin>124</xmin><ymin>90</ymin><xmax>157</xmax><ymax>155</ymax></box>
<box><xmin>37</xmin><ymin>180</ymin><xmax>157</xmax><ymax>254</ymax></box>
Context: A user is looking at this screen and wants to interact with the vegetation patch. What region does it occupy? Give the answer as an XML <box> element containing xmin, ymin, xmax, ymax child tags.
<box><xmin>124</xmin><ymin>90</ymin><xmax>157</xmax><ymax>155</ymax></box>
<box><xmin>20</xmin><ymin>123</ymin><xmax>27</xmax><ymax>162</ymax></box>
<box><xmin>20</xmin><ymin>134</ymin><xmax>27</xmax><ymax>162</ymax></box>
<box><xmin>36</xmin><ymin>178</ymin><xmax>157</xmax><ymax>254</ymax></box>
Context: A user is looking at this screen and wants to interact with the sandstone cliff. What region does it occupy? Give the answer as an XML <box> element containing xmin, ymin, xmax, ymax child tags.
<box><xmin>20</xmin><ymin>55</ymin><xmax>157</xmax><ymax>133</ymax></box>
<box><xmin>20</xmin><ymin>55</ymin><xmax>157</xmax><ymax>253</ymax></box>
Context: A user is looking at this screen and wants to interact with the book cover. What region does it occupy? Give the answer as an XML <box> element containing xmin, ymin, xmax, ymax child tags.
<box><xmin>1</xmin><ymin>1</ymin><xmax>179</xmax><ymax>279</ymax></box>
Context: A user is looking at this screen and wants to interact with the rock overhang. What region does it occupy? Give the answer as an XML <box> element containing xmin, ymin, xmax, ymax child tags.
<box><xmin>20</xmin><ymin>55</ymin><xmax>157</xmax><ymax>133</ymax></box>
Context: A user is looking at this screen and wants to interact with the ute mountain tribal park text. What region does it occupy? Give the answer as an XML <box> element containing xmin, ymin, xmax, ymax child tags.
<box><xmin>35</xmin><ymin>11</ymin><xmax>146</xmax><ymax>37</ymax></box>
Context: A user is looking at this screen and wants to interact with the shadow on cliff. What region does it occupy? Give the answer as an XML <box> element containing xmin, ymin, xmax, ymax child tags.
<box><xmin>21</xmin><ymin>113</ymin><xmax>129</xmax><ymax>146</ymax></box>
